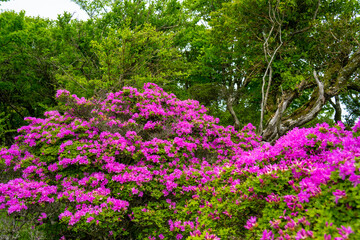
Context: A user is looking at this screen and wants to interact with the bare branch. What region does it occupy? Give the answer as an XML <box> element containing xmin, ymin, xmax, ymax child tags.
<box><xmin>259</xmin><ymin>3</ymin><xmax>283</xmax><ymax>133</ymax></box>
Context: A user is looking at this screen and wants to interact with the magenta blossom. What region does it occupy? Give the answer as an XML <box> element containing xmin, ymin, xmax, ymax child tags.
<box><xmin>244</xmin><ymin>216</ymin><xmax>257</xmax><ymax>230</ymax></box>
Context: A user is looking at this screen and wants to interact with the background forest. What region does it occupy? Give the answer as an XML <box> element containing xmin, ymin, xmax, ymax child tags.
<box><xmin>1</xmin><ymin>0</ymin><xmax>360</xmax><ymax>145</ymax></box>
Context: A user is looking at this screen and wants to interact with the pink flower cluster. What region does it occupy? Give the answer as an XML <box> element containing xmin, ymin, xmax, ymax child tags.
<box><xmin>0</xmin><ymin>83</ymin><xmax>359</xmax><ymax>239</ymax></box>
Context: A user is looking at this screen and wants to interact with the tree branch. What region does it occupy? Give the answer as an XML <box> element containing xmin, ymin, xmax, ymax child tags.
<box><xmin>326</xmin><ymin>48</ymin><xmax>360</xmax><ymax>96</ymax></box>
<box><xmin>259</xmin><ymin>0</ymin><xmax>283</xmax><ymax>134</ymax></box>
<box><xmin>227</xmin><ymin>96</ymin><xmax>240</xmax><ymax>130</ymax></box>
<box><xmin>290</xmin><ymin>0</ymin><xmax>320</xmax><ymax>36</ymax></box>
<box><xmin>261</xmin><ymin>79</ymin><xmax>307</xmax><ymax>141</ymax></box>
<box><xmin>348</xmin><ymin>81</ymin><xmax>360</xmax><ymax>92</ymax></box>
<box><xmin>282</xmin><ymin>70</ymin><xmax>325</xmax><ymax>127</ymax></box>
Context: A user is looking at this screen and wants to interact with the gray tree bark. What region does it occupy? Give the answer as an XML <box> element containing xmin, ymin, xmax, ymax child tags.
<box><xmin>261</xmin><ymin>48</ymin><xmax>360</xmax><ymax>142</ymax></box>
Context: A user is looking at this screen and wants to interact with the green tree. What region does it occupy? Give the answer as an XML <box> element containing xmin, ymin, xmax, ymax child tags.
<box><xmin>90</xmin><ymin>23</ymin><xmax>187</xmax><ymax>95</ymax></box>
<box><xmin>50</xmin><ymin>12</ymin><xmax>104</xmax><ymax>97</ymax></box>
<box><xmin>71</xmin><ymin>0</ymin><xmax>112</xmax><ymax>18</ymax></box>
<box><xmin>62</xmin><ymin>0</ymin><xmax>193</xmax><ymax>98</ymax></box>
<box><xmin>0</xmin><ymin>11</ymin><xmax>58</xmax><ymax>146</ymax></box>
<box><xmin>184</xmin><ymin>0</ymin><xmax>360</xmax><ymax>141</ymax></box>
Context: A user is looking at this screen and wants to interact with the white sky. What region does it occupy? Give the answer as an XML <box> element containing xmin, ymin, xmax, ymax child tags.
<box><xmin>0</xmin><ymin>0</ymin><xmax>89</xmax><ymax>20</ymax></box>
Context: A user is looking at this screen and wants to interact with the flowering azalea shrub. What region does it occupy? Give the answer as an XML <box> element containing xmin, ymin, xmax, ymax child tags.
<box><xmin>0</xmin><ymin>83</ymin><xmax>359</xmax><ymax>239</ymax></box>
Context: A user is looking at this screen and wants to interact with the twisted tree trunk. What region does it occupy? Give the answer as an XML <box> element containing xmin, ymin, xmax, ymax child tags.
<box><xmin>261</xmin><ymin>48</ymin><xmax>360</xmax><ymax>142</ymax></box>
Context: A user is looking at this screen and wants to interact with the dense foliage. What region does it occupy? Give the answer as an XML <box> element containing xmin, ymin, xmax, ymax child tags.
<box><xmin>0</xmin><ymin>11</ymin><xmax>58</xmax><ymax>145</ymax></box>
<box><xmin>0</xmin><ymin>84</ymin><xmax>359</xmax><ymax>239</ymax></box>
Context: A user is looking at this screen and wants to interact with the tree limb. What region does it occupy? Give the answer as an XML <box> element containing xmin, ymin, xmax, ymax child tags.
<box><xmin>259</xmin><ymin>0</ymin><xmax>283</xmax><ymax>133</ymax></box>
<box><xmin>227</xmin><ymin>95</ymin><xmax>240</xmax><ymax>130</ymax></box>
<box><xmin>290</xmin><ymin>0</ymin><xmax>320</xmax><ymax>36</ymax></box>
<box><xmin>348</xmin><ymin>81</ymin><xmax>360</xmax><ymax>92</ymax></box>
<box><xmin>261</xmin><ymin>80</ymin><xmax>307</xmax><ymax>141</ymax></box>
<box><xmin>326</xmin><ymin>48</ymin><xmax>360</xmax><ymax>96</ymax></box>
<box><xmin>329</xmin><ymin>96</ymin><xmax>342</xmax><ymax>122</ymax></box>
<box><xmin>281</xmin><ymin>70</ymin><xmax>325</xmax><ymax>128</ymax></box>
